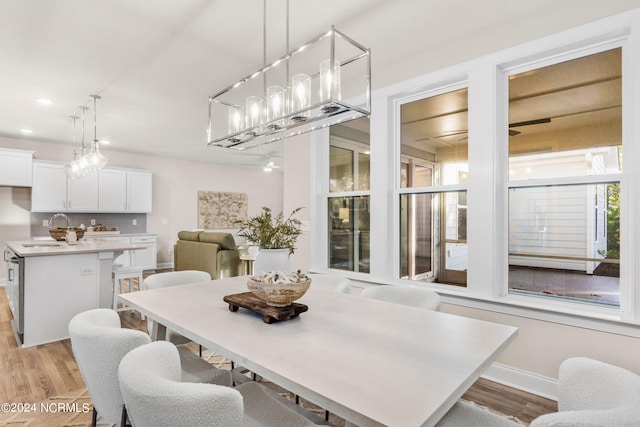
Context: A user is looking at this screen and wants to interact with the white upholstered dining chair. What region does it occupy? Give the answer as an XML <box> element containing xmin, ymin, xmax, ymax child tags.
<box><xmin>118</xmin><ymin>341</ymin><xmax>317</xmax><ymax>427</ymax></box>
<box><xmin>68</xmin><ymin>308</ymin><xmax>230</xmax><ymax>427</ymax></box>
<box><xmin>360</xmin><ymin>284</ymin><xmax>442</xmax><ymax>311</ymax></box>
<box><xmin>142</xmin><ymin>270</ymin><xmax>212</xmax><ymax>346</ymax></box>
<box><xmin>307</xmin><ymin>273</ymin><xmax>352</xmax><ymax>293</ymax></box>
<box><xmin>436</xmin><ymin>357</ymin><xmax>640</xmax><ymax>427</ymax></box>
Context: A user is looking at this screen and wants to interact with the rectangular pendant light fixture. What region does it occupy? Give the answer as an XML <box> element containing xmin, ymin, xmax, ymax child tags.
<box><xmin>207</xmin><ymin>26</ymin><xmax>371</xmax><ymax>150</ymax></box>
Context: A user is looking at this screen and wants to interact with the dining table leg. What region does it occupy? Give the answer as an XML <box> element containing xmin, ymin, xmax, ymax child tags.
<box><xmin>149</xmin><ymin>321</ymin><xmax>167</xmax><ymax>341</ymax></box>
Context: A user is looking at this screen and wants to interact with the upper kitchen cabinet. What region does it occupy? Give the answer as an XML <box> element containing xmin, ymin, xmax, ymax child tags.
<box><xmin>67</xmin><ymin>170</ymin><xmax>99</xmax><ymax>211</ymax></box>
<box><xmin>0</xmin><ymin>148</ymin><xmax>34</xmax><ymax>187</ymax></box>
<box><xmin>31</xmin><ymin>161</ymin><xmax>67</xmax><ymax>211</ymax></box>
<box><xmin>127</xmin><ymin>170</ymin><xmax>152</xmax><ymax>213</ymax></box>
<box><xmin>99</xmin><ymin>168</ymin><xmax>127</xmax><ymax>212</ymax></box>
<box><xmin>31</xmin><ymin>160</ymin><xmax>152</xmax><ymax>213</ymax></box>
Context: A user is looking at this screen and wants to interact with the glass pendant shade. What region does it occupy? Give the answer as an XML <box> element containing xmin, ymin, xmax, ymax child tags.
<box><xmin>85</xmin><ymin>141</ymin><xmax>108</xmax><ymax>171</ymax></box>
<box><xmin>208</xmin><ymin>26</ymin><xmax>370</xmax><ymax>150</ymax></box>
<box><xmin>319</xmin><ymin>59</ymin><xmax>341</xmax><ymax>107</ymax></box>
<box><xmin>245</xmin><ymin>96</ymin><xmax>264</xmax><ymax>132</ymax></box>
<box><xmin>290</xmin><ymin>74</ymin><xmax>311</xmax><ymax>122</ymax></box>
<box><xmin>228</xmin><ymin>105</ymin><xmax>244</xmax><ymax>142</ymax></box>
<box><xmin>65</xmin><ymin>156</ymin><xmax>84</xmax><ymax>180</ymax></box>
<box><xmin>84</xmin><ymin>94</ymin><xmax>108</xmax><ymax>172</ymax></box>
<box><xmin>77</xmin><ymin>154</ymin><xmax>89</xmax><ymax>175</ymax></box>
<box><xmin>266</xmin><ymin>86</ymin><xmax>285</xmax><ymax>129</ymax></box>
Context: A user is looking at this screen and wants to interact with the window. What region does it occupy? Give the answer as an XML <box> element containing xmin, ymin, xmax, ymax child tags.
<box><xmin>328</xmin><ymin>118</ymin><xmax>370</xmax><ymax>273</ymax></box>
<box><xmin>399</xmin><ymin>87</ymin><xmax>468</xmax><ymax>286</ymax></box>
<box><xmin>507</xmin><ymin>48</ymin><xmax>622</xmax><ymax>307</ymax></box>
<box><xmin>313</xmin><ymin>11</ymin><xmax>639</xmax><ymax>330</ymax></box>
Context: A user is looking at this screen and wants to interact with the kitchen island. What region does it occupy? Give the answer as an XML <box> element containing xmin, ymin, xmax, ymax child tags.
<box><xmin>5</xmin><ymin>239</ymin><xmax>141</xmax><ymax>347</ymax></box>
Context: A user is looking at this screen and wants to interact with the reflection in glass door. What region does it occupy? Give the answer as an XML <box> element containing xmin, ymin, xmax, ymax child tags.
<box><xmin>438</xmin><ymin>191</ymin><xmax>467</xmax><ymax>285</ymax></box>
<box><xmin>400</xmin><ymin>161</ymin><xmax>434</xmax><ymax>280</ymax></box>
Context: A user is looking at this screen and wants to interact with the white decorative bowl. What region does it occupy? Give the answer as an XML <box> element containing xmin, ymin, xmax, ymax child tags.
<box><xmin>247</xmin><ymin>277</ymin><xmax>311</xmax><ymax>307</ymax></box>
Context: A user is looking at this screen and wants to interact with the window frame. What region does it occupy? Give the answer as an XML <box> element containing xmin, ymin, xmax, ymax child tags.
<box><xmin>392</xmin><ymin>80</ymin><xmax>470</xmax><ymax>285</ymax></box>
<box><xmin>315</xmin><ymin>128</ymin><xmax>373</xmax><ymax>277</ymax></box>
<box><xmin>498</xmin><ymin>37</ymin><xmax>630</xmax><ymax>319</ymax></box>
<box><xmin>309</xmin><ymin>9</ymin><xmax>640</xmax><ymax>336</ymax></box>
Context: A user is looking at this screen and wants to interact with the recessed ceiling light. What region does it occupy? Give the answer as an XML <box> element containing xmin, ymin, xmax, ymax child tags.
<box><xmin>20</xmin><ymin>129</ymin><xmax>33</xmax><ymax>134</ymax></box>
<box><xmin>100</xmin><ymin>140</ymin><xmax>110</xmax><ymax>145</ymax></box>
<box><xmin>36</xmin><ymin>98</ymin><xmax>52</xmax><ymax>106</ymax></box>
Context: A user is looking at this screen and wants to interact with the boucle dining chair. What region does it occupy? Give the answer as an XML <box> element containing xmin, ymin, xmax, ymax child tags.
<box><xmin>142</xmin><ymin>270</ymin><xmax>212</xmax><ymax>347</ymax></box>
<box><xmin>360</xmin><ymin>284</ymin><xmax>442</xmax><ymax>311</ymax></box>
<box><xmin>435</xmin><ymin>357</ymin><xmax>640</xmax><ymax>427</ymax></box>
<box><xmin>68</xmin><ymin>308</ymin><xmax>231</xmax><ymax>427</ymax></box>
<box><xmin>118</xmin><ymin>341</ymin><xmax>317</xmax><ymax>427</ymax></box>
<box><xmin>307</xmin><ymin>273</ymin><xmax>352</xmax><ymax>293</ymax></box>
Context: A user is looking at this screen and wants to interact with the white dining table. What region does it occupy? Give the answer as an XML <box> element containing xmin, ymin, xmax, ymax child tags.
<box><xmin>119</xmin><ymin>276</ymin><xmax>518</xmax><ymax>427</ymax></box>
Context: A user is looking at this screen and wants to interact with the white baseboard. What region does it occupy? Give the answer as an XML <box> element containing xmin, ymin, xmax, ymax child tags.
<box><xmin>156</xmin><ymin>262</ymin><xmax>174</xmax><ymax>270</ymax></box>
<box><xmin>483</xmin><ymin>362</ymin><xmax>558</xmax><ymax>401</ymax></box>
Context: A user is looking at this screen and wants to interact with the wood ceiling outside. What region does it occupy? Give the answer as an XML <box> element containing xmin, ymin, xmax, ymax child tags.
<box><xmin>401</xmin><ymin>48</ymin><xmax>622</xmax><ymax>157</ymax></box>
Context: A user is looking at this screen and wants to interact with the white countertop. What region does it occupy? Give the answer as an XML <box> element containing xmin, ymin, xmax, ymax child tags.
<box><xmin>7</xmin><ymin>239</ymin><xmax>143</xmax><ymax>257</ymax></box>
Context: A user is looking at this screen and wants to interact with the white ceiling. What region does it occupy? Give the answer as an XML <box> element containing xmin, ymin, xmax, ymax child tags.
<box><xmin>0</xmin><ymin>0</ymin><xmax>636</xmax><ymax>169</ymax></box>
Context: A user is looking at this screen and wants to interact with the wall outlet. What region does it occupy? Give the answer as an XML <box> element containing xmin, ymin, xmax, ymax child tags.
<box><xmin>42</xmin><ymin>220</ymin><xmax>48</xmax><ymax>227</ymax></box>
<box><xmin>80</xmin><ymin>268</ymin><xmax>94</xmax><ymax>276</ymax></box>
<box><xmin>161</xmin><ymin>219</ymin><xmax>168</xmax><ymax>225</ymax></box>
<box><xmin>90</xmin><ymin>219</ymin><xmax>96</xmax><ymax>225</ymax></box>
<box><xmin>132</xmin><ymin>219</ymin><xmax>137</xmax><ymax>225</ymax></box>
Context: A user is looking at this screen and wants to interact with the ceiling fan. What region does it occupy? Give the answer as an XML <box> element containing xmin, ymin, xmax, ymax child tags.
<box><xmin>240</xmin><ymin>159</ymin><xmax>281</xmax><ymax>172</ymax></box>
<box><xmin>439</xmin><ymin>117</ymin><xmax>552</xmax><ymax>141</ymax></box>
<box><xmin>508</xmin><ymin>117</ymin><xmax>551</xmax><ymax>136</ymax></box>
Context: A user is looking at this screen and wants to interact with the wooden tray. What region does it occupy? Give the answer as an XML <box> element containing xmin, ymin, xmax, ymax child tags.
<box><xmin>223</xmin><ymin>292</ymin><xmax>308</xmax><ymax>324</ymax></box>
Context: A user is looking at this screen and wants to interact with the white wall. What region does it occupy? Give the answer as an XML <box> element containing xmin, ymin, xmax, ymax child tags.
<box><xmin>0</xmin><ymin>136</ymin><xmax>284</xmax><ymax>267</ymax></box>
<box><xmin>371</xmin><ymin>1</ymin><xmax>640</xmax><ymax>91</ymax></box>
<box><xmin>283</xmin><ymin>134</ymin><xmax>311</xmax><ymax>271</ymax></box>
<box><xmin>442</xmin><ymin>303</ymin><xmax>640</xmax><ymax>397</ymax></box>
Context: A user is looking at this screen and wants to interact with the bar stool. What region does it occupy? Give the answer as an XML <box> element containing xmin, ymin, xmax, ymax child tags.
<box><xmin>112</xmin><ymin>264</ymin><xmax>144</xmax><ymax>312</ymax></box>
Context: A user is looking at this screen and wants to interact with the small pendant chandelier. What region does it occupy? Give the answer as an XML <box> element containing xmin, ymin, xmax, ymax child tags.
<box><xmin>84</xmin><ymin>94</ymin><xmax>108</xmax><ymax>171</ymax></box>
<box><xmin>207</xmin><ymin>0</ymin><xmax>370</xmax><ymax>150</ymax></box>
<box><xmin>76</xmin><ymin>105</ymin><xmax>90</xmax><ymax>176</ymax></box>
<box><xmin>64</xmin><ymin>115</ymin><xmax>82</xmax><ymax>179</ymax></box>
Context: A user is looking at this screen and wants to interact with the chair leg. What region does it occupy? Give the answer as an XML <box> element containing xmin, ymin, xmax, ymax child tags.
<box><xmin>120</xmin><ymin>405</ymin><xmax>127</xmax><ymax>427</ymax></box>
<box><xmin>92</xmin><ymin>407</ymin><xmax>97</xmax><ymax>427</ymax></box>
<box><xmin>199</xmin><ymin>344</ymin><xmax>202</xmax><ymax>357</ymax></box>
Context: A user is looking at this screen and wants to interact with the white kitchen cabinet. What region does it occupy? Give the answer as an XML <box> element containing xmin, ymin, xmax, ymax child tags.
<box><xmin>0</xmin><ymin>148</ymin><xmax>34</xmax><ymax>187</ymax></box>
<box><xmin>7</xmin><ymin>239</ymin><xmax>138</xmax><ymax>347</ymax></box>
<box><xmin>131</xmin><ymin>235</ymin><xmax>157</xmax><ymax>271</ymax></box>
<box><xmin>99</xmin><ymin>168</ymin><xmax>127</xmax><ymax>212</ymax></box>
<box><xmin>21</xmin><ymin>253</ymin><xmax>98</xmax><ymax>346</ymax></box>
<box><xmin>31</xmin><ymin>160</ymin><xmax>152</xmax><ymax>213</ymax></box>
<box><xmin>31</xmin><ymin>161</ymin><xmax>67</xmax><ymax>212</ymax></box>
<box><xmin>84</xmin><ymin>234</ymin><xmax>157</xmax><ymax>271</ymax></box>
<box><xmin>127</xmin><ymin>170</ymin><xmax>152</xmax><ymax>213</ymax></box>
<box><xmin>67</xmin><ymin>170</ymin><xmax>99</xmax><ymax>211</ymax></box>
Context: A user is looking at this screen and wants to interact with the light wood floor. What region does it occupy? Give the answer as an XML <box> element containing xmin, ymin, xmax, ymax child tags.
<box><xmin>0</xmin><ymin>283</ymin><xmax>557</xmax><ymax>425</ymax></box>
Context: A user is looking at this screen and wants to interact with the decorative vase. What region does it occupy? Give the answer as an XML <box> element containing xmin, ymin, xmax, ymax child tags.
<box><xmin>253</xmin><ymin>248</ymin><xmax>295</xmax><ymax>273</ymax></box>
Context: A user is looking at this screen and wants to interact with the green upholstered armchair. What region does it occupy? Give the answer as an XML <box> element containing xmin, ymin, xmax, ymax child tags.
<box><xmin>173</xmin><ymin>231</ymin><xmax>242</xmax><ymax>279</ymax></box>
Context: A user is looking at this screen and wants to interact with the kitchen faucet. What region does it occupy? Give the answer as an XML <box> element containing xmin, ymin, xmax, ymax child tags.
<box><xmin>48</xmin><ymin>213</ymin><xmax>71</xmax><ymax>229</ymax></box>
